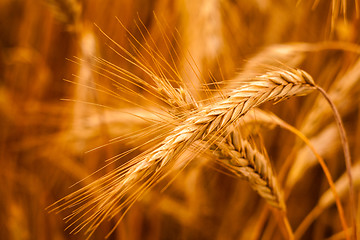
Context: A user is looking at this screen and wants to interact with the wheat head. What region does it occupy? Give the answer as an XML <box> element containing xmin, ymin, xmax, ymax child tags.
<box><xmin>50</xmin><ymin>68</ymin><xmax>314</xmax><ymax>236</ymax></box>
<box><xmin>213</xmin><ymin>134</ymin><xmax>285</xmax><ymax>209</ymax></box>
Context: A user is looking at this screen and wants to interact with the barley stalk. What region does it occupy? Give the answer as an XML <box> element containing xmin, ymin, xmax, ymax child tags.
<box><xmin>295</xmin><ymin>162</ymin><xmax>360</xmax><ymax>239</ymax></box>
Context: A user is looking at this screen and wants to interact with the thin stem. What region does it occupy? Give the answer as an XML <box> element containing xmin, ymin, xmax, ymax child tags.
<box><xmin>272</xmin><ymin>209</ymin><xmax>295</xmax><ymax>240</ymax></box>
<box><xmin>316</xmin><ymin>85</ymin><xmax>356</xmax><ymax>240</ymax></box>
<box><xmin>274</xmin><ymin>117</ymin><xmax>350</xmax><ymax>240</ymax></box>
<box><xmin>281</xmin><ymin>211</ymin><xmax>295</xmax><ymax>240</ymax></box>
<box><xmin>294</xmin><ymin>206</ymin><xmax>322</xmax><ymax>239</ymax></box>
<box><xmin>251</xmin><ymin>207</ymin><xmax>270</xmax><ymax>240</ymax></box>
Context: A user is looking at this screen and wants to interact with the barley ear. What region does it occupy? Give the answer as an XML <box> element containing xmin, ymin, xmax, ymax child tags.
<box><xmin>214</xmin><ymin>134</ymin><xmax>285</xmax><ymax>210</ymax></box>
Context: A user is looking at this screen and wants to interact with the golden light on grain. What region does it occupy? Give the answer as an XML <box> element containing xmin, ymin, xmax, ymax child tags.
<box><xmin>1</xmin><ymin>0</ymin><xmax>360</xmax><ymax>239</ymax></box>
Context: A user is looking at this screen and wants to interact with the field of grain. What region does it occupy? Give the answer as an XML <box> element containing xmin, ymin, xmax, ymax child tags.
<box><xmin>1</xmin><ymin>0</ymin><xmax>360</xmax><ymax>239</ymax></box>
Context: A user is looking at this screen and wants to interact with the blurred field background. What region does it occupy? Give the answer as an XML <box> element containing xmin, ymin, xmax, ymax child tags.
<box><xmin>1</xmin><ymin>0</ymin><xmax>360</xmax><ymax>239</ymax></box>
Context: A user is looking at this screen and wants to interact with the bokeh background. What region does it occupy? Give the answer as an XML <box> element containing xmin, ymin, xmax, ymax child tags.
<box><xmin>1</xmin><ymin>0</ymin><xmax>360</xmax><ymax>239</ymax></box>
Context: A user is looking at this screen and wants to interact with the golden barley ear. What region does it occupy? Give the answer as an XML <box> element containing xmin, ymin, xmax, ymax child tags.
<box><xmin>48</xmin><ymin>67</ymin><xmax>315</xmax><ymax>238</ymax></box>
<box><xmin>213</xmin><ymin>132</ymin><xmax>285</xmax><ymax>210</ymax></box>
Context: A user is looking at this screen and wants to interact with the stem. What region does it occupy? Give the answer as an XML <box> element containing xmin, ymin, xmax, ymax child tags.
<box><xmin>316</xmin><ymin>85</ymin><xmax>356</xmax><ymax>240</ymax></box>
<box><xmin>272</xmin><ymin>209</ymin><xmax>295</xmax><ymax>240</ymax></box>
<box><xmin>274</xmin><ymin>117</ymin><xmax>350</xmax><ymax>240</ymax></box>
<box><xmin>281</xmin><ymin>211</ymin><xmax>295</xmax><ymax>240</ymax></box>
<box><xmin>294</xmin><ymin>206</ymin><xmax>322</xmax><ymax>239</ymax></box>
<box><xmin>251</xmin><ymin>207</ymin><xmax>270</xmax><ymax>240</ymax></box>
